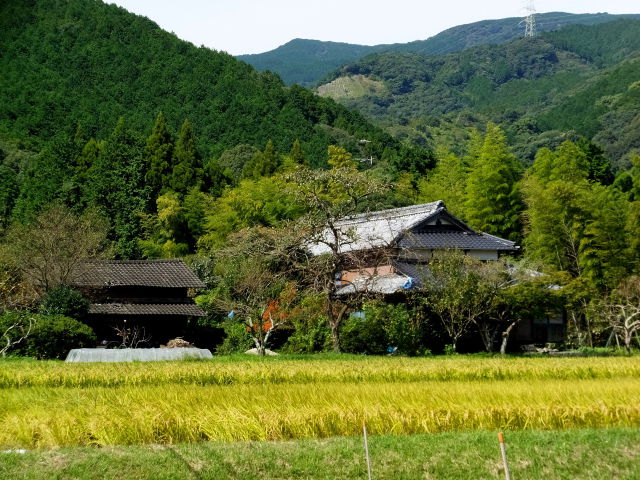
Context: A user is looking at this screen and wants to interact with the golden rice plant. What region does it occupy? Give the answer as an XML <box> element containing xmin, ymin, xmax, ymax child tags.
<box><xmin>2</xmin><ymin>356</ymin><xmax>639</xmax><ymax>389</ymax></box>
<box><xmin>2</xmin><ymin>378</ymin><xmax>640</xmax><ymax>448</ymax></box>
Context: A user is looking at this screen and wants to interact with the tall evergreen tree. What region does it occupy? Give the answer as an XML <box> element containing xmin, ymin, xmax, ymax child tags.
<box><xmin>523</xmin><ymin>140</ymin><xmax>631</xmax><ymax>288</ymax></box>
<box><xmin>11</xmin><ymin>135</ymin><xmax>77</xmax><ymax>222</ymax></box>
<box><xmin>170</xmin><ymin>119</ymin><xmax>202</xmax><ymax>193</ymax></box>
<box><xmin>85</xmin><ymin>117</ymin><xmax>149</xmax><ymax>258</ymax></box>
<box><xmin>241</xmin><ymin>140</ymin><xmax>280</xmax><ymax>179</ymax></box>
<box><xmin>145</xmin><ymin>112</ymin><xmax>173</xmax><ymax>198</ymax></box>
<box><xmin>464</xmin><ymin>123</ymin><xmax>522</xmax><ymax>240</ymax></box>
<box><xmin>288</xmin><ymin>139</ymin><xmax>307</xmax><ymax>166</ymax></box>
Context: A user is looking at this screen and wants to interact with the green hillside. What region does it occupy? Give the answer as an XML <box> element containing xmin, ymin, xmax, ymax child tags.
<box><xmin>0</xmin><ymin>0</ymin><xmax>408</xmax><ymax>164</ymax></box>
<box><xmin>317</xmin><ymin>20</ymin><xmax>640</xmax><ymax>166</ymax></box>
<box><xmin>0</xmin><ymin>0</ymin><xmax>432</xmax><ymax>259</ymax></box>
<box><xmin>238</xmin><ymin>12</ymin><xmax>640</xmax><ymax>87</ymax></box>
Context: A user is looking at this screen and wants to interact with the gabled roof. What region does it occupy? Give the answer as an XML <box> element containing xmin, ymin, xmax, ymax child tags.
<box><xmin>71</xmin><ymin>260</ymin><xmax>204</xmax><ymax>288</ymax></box>
<box><xmin>308</xmin><ymin>201</ymin><xmax>517</xmax><ymax>255</ymax></box>
<box><xmin>309</xmin><ymin>201</ymin><xmax>445</xmax><ymax>255</ymax></box>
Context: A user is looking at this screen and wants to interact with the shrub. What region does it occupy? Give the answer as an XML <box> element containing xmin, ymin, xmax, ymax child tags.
<box><xmin>1</xmin><ymin>312</ymin><xmax>96</xmax><ymax>359</ymax></box>
<box><xmin>38</xmin><ymin>285</ymin><xmax>89</xmax><ymax>320</ymax></box>
<box><xmin>340</xmin><ymin>301</ymin><xmax>427</xmax><ymax>355</ymax></box>
<box><xmin>340</xmin><ymin>309</ymin><xmax>387</xmax><ymax>355</ymax></box>
<box><xmin>215</xmin><ymin>318</ymin><xmax>252</xmax><ymax>355</ymax></box>
<box><xmin>282</xmin><ymin>294</ymin><xmax>331</xmax><ymax>353</ymax></box>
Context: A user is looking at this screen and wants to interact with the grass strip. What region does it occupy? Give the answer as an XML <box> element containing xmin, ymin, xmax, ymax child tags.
<box><xmin>1</xmin><ymin>428</ymin><xmax>639</xmax><ymax>479</ymax></box>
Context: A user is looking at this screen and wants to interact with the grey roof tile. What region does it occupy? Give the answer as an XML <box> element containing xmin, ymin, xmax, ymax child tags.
<box><xmin>88</xmin><ymin>303</ymin><xmax>205</xmax><ymax>316</ymax></box>
<box><xmin>398</xmin><ymin>232</ymin><xmax>517</xmax><ymax>250</ymax></box>
<box><xmin>71</xmin><ymin>260</ymin><xmax>204</xmax><ymax>288</ymax></box>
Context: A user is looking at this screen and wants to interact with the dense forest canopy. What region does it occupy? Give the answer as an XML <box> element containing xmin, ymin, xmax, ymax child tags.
<box><xmin>1</xmin><ymin>0</ymin><xmax>640</xmax><ymax>356</ymax></box>
<box><xmin>0</xmin><ymin>0</ymin><xmax>420</xmax><ymax>165</ymax></box>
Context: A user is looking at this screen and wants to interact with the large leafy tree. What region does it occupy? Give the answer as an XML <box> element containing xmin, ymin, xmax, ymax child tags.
<box><xmin>288</xmin><ymin>163</ymin><xmax>389</xmax><ymax>352</ymax></box>
<box><xmin>420</xmin><ymin>250</ymin><xmax>503</xmax><ymax>352</ymax></box>
<box><xmin>1</xmin><ymin>203</ymin><xmax>109</xmax><ymax>292</ymax></box>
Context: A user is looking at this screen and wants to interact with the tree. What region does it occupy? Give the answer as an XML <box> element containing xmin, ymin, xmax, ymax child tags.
<box><xmin>85</xmin><ymin>117</ymin><xmax>149</xmax><ymax>258</ymax></box>
<box><xmin>217</xmin><ymin>144</ymin><xmax>260</xmax><ymax>183</ymax></box>
<box><xmin>287</xmin><ymin>164</ymin><xmax>389</xmax><ymax>352</ymax></box>
<box><xmin>0</xmin><ymin>311</ymin><xmax>35</xmax><ymax>357</ymax></box>
<box><xmin>38</xmin><ymin>285</ymin><xmax>89</xmax><ymax>320</ymax></box>
<box><xmin>464</xmin><ymin>123</ymin><xmax>522</xmax><ymax>241</ymax></box>
<box><xmin>204</xmin><ymin>157</ymin><xmax>233</xmax><ymax>197</ymax></box>
<box><xmin>493</xmin><ymin>276</ymin><xmax>558</xmax><ymax>354</ymax></box>
<box><xmin>11</xmin><ymin>135</ymin><xmax>77</xmax><ymax>223</ymax></box>
<box><xmin>327</xmin><ymin>145</ymin><xmax>356</xmax><ymax>169</ymax></box>
<box><xmin>420</xmin><ymin>250</ymin><xmax>502</xmax><ymax>352</ymax></box>
<box><xmin>170</xmin><ymin>119</ymin><xmax>202</xmax><ymax>193</ymax></box>
<box><xmin>241</xmin><ymin>140</ymin><xmax>280</xmax><ymax>180</ymax></box>
<box><xmin>287</xmin><ymin>139</ymin><xmax>307</xmax><ymax>166</ymax></box>
<box><xmin>601</xmin><ymin>276</ymin><xmax>640</xmax><ymax>354</ymax></box>
<box><xmin>207</xmin><ymin>227</ymin><xmax>302</xmax><ymax>356</ymax></box>
<box><xmin>0</xmin><ymin>165</ymin><xmax>18</xmax><ymax>230</ymax></box>
<box><xmin>145</xmin><ymin>112</ymin><xmax>173</xmax><ymax>198</ymax></box>
<box><xmin>199</xmin><ymin>176</ymin><xmax>302</xmax><ymax>249</ymax></box>
<box><xmin>523</xmin><ymin>141</ymin><xmax>631</xmax><ymax>289</ymax></box>
<box><xmin>417</xmin><ymin>147</ymin><xmax>468</xmax><ymax>217</ymax></box>
<box><xmin>1</xmin><ymin>203</ymin><xmax>109</xmax><ymax>292</ymax></box>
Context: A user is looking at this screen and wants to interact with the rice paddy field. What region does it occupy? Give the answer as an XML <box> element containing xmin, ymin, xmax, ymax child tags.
<box><xmin>1</xmin><ymin>355</ymin><xmax>640</xmax><ymax>478</ymax></box>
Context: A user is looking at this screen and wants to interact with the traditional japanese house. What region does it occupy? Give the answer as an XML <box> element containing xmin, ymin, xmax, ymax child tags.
<box><xmin>308</xmin><ymin>200</ymin><xmax>518</xmax><ymax>295</ymax></box>
<box><xmin>69</xmin><ymin>259</ymin><xmax>205</xmax><ymax>346</ymax></box>
<box><xmin>308</xmin><ymin>201</ymin><xmax>563</xmax><ymax>347</ymax></box>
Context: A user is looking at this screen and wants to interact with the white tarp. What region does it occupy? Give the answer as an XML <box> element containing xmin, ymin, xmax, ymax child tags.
<box><xmin>65</xmin><ymin>348</ymin><xmax>213</xmax><ymax>362</ymax></box>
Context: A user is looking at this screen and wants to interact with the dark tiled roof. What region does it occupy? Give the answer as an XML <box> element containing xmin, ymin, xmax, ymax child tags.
<box><xmin>88</xmin><ymin>303</ymin><xmax>205</xmax><ymax>316</ymax></box>
<box><xmin>71</xmin><ymin>260</ymin><xmax>204</xmax><ymax>288</ymax></box>
<box><xmin>393</xmin><ymin>262</ymin><xmax>428</xmax><ymax>286</ymax></box>
<box><xmin>398</xmin><ymin>232</ymin><xmax>517</xmax><ymax>251</ymax></box>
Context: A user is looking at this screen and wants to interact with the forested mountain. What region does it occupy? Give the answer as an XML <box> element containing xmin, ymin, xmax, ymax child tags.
<box><xmin>238</xmin><ymin>12</ymin><xmax>640</xmax><ymax>87</ymax></box>
<box><xmin>0</xmin><ymin>0</ymin><xmax>412</xmax><ymax>164</ymax></box>
<box><xmin>317</xmin><ymin>20</ymin><xmax>640</xmax><ymax>167</ymax></box>
<box><xmin>0</xmin><ymin>0</ymin><xmax>431</xmax><ymax>259</ymax></box>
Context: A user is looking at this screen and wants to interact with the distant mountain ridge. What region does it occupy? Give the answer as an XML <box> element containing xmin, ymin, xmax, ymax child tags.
<box><xmin>315</xmin><ymin>19</ymin><xmax>640</xmax><ymax>167</ymax></box>
<box><xmin>238</xmin><ymin>12</ymin><xmax>640</xmax><ymax>87</ymax></box>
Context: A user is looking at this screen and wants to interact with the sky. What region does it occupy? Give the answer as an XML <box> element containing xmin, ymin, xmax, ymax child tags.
<box><xmin>110</xmin><ymin>1</ymin><xmax>640</xmax><ymax>55</ymax></box>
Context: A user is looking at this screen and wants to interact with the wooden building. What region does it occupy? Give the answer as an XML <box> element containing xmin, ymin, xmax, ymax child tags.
<box><xmin>69</xmin><ymin>259</ymin><xmax>205</xmax><ymax>346</ymax></box>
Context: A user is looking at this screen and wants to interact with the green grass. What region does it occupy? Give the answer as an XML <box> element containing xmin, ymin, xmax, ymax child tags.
<box><xmin>316</xmin><ymin>75</ymin><xmax>386</xmax><ymax>99</ymax></box>
<box><xmin>1</xmin><ymin>429</ymin><xmax>639</xmax><ymax>479</ymax></box>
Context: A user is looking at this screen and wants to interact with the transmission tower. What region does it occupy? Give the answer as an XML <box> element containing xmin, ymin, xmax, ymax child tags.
<box><xmin>521</xmin><ymin>0</ymin><xmax>537</xmax><ymax>37</ymax></box>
